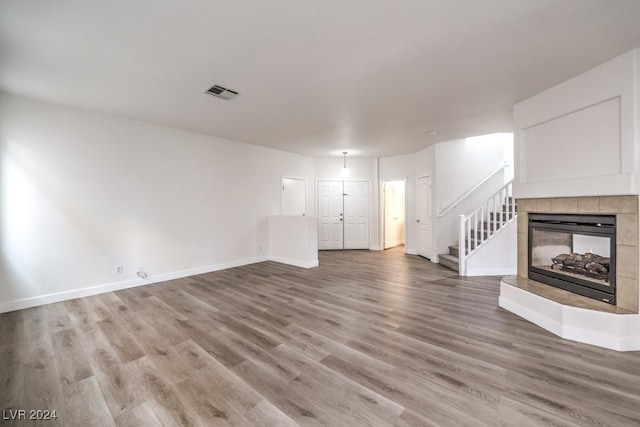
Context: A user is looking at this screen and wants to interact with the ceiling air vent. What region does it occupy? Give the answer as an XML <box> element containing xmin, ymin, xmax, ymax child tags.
<box><xmin>204</xmin><ymin>84</ymin><xmax>240</xmax><ymax>100</ymax></box>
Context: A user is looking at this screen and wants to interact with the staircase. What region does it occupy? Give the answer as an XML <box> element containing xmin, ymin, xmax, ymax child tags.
<box><xmin>438</xmin><ymin>182</ymin><xmax>517</xmax><ymax>274</ymax></box>
<box><xmin>438</xmin><ymin>244</ymin><xmax>461</xmax><ymax>271</ymax></box>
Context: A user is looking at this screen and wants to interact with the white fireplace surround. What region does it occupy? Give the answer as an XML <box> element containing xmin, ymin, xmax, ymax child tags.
<box><xmin>500</xmin><ymin>48</ymin><xmax>640</xmax><ymax>351</ymax></box>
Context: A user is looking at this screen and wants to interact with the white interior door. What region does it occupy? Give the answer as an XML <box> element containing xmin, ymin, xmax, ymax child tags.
<box><xmin>317</xmin><ymin>180</ymin><xmax>369</xmax><ymax>250</ymax></box>
<box><xmin>317</xmin><ymin>181</ymin><xmax>344</xmax><ymax>249</ymax></box>
<box><xmin>417</xmin><ymin>176</ymin><xmax>432</xmax><ymax>259</ymax></box>
<box><xmin>343</xmin><ymin>181</ymin><xmax>370</xmax><ymax>249</ymax></box>
<box><xmin>282</xmin><ymin>177</ymin><xmax>306</xmax><ymax>216</ymax></box>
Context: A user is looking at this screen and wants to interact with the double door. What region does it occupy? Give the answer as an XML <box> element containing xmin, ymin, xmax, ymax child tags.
<box><xmin>317</xmin><ymin>181</ymin><xmax>370</xmax><ymax>250</ymax></box>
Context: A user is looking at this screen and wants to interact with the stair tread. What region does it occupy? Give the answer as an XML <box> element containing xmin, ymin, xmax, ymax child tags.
<box><xmin>438</xmin><ymin>253</ymin><xmax>460</xmax><ymax>272</ymax></box>
<box><xmin>439</xmin><ymin>254</ymin><xmax>459</xmax><ymax>262</ymax></box>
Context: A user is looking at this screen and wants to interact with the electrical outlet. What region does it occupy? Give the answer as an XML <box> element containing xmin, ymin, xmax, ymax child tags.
<box><xmin>115</xmin><ymin>265</ymin><xmax>123</xmax><ymax>275</ymax></box>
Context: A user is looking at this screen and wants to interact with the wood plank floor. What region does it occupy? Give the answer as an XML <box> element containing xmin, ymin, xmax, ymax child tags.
<box><xmin>2</xmin><ymin>247</ymin><xmax>640</xmax><ymax>426</ymax></box>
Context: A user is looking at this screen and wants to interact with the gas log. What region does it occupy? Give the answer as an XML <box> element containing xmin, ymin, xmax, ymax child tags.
<box><xmin>551</xmin><ymin>253</ymin><xmax>610</xmax><ymax>280</ymax></box>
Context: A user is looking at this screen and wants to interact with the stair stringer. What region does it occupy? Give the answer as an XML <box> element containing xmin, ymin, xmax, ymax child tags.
<box><xmin>458</xmin><ymin>181</ymin><xmax>516</xmax><ymax>275</ymax></box>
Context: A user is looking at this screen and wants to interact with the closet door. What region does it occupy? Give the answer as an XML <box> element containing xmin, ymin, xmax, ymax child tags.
<box><xmin>317</xmin><ymin>181</ymin><xmax>344</xmax><ymax>249</ymax></box>
<box><xmin>282</xmin><ymin>177</ymin><xmax>306</xmax><ymax>216</ymax></box>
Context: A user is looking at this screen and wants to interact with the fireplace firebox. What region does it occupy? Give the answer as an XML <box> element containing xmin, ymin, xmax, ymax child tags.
<box><xmin>528</xmin><ymin>213</ymin><xmax>616</xmax><ymax>304</ymax></box>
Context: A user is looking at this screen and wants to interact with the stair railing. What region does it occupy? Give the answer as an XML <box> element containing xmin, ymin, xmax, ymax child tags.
<box><xmin>458</xmin><ymin>180</ymin><xmax>516</xmax><ymax>275</ymax></box>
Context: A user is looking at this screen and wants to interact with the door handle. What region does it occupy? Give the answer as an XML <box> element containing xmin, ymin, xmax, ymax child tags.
<box><xmin>416</xmin><ymin>219</ymin><xmax>420</xmax><ymax>223</ymax></box>
<box><xmin>339</xmin><ymin>218</ymin><xmax>343</xmax><ymax>221</ymax></box>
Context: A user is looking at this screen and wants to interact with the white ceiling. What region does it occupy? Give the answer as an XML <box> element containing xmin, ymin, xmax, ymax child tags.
<box><xmin>2</xmin><ymin>1</ymin><xmax>640</xmax><ymax>158</ymax></box>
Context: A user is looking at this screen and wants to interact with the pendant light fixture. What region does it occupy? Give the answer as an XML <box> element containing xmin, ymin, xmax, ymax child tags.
<box><xmin>341</xmin><ymin>151</ymin><xmax>350</xmax><ymax>177</ymax></box>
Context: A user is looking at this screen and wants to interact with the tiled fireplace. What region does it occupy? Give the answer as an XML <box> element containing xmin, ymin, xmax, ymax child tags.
<box><xmin>516</xmin><ymin>196</ymin><xmax>638</xmax><ymax>313</ymax></box>
<box><xmin>500</xmin><ymin>196</ymin><xmax>640</xmax><ymax>351</ymax></box>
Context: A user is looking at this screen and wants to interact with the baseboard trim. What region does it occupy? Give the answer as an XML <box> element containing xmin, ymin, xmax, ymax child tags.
<box><xmin>0</xmin><ymin>256</ymin><xmax>269</xmax><ymax>314</ymax></box>
<box><xmin>467</xmin><ymin>267</ymin><xmax>517</xmax><ymax>276</ymax></box>
<box><xmin>268</xmin><ymin>256</ymin><xmax>318</xmax><ymax>269</ymax></box>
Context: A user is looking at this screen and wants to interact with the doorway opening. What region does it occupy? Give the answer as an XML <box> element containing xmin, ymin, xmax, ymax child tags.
<box><xmin>317</xmin><ymin>181</ymin><xmax>370</xmax><ymax>250</ymax></box>
<box><xmin>382</xmin><ymin>180</ymin><xmax>405</xmax><ymax>249</ymax></box>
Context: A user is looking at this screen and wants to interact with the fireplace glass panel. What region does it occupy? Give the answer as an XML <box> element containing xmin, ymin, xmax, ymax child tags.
<box><xmin>528</xmin><ymin>213</ymin><xmax>616</xmax><ymax>304</ymax></box>
<box><xmin>530</xmin><ymin>225</ymin><xmax>613</xmax><ymax>289</ymax></box>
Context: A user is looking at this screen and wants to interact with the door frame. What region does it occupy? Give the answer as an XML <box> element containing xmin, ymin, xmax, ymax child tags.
<box><xmin>316</xmin><ymin>179</ymin><xmax>371</xmax><ymax>250</ymax></box>
<box><xmin>416</xmin><ymin>175</ymin><xmax>433</xmax><ymax>260</ymax></box>
<box><xmin>343</xmin><ymin>180</ymin><xmax>372</xmax><ymax>250</ymax></box>
<box><xmin>281</xmin><ymin>176</ymin><xmax>307</xmax><ymax>216</ymax></box>
<box><xmin>316</xmin><ymin>180</ymin><xmax>345</xmax><ymax>250</ymax></box>
<box><xmin>380</xmin><ymin>178</ymin><xmax>407</xmax><ymax>250</ymax></box>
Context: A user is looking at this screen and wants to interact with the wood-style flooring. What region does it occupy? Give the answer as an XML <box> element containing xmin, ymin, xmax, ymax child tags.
<box><xmin>2</xmin><ymin>247</ymin><xmax>640</xmax><ymax>426</ymax></box>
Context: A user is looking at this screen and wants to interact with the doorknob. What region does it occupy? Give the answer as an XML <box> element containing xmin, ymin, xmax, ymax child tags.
<box><xmin>340</xmin><ymin>218</ymin><xmax>343</xmax><ymax>221</ymax></box>
<box><xmin>416</xmin><ymin>219</ymin><xmax>420</xmax><ymax>223</ymax></box>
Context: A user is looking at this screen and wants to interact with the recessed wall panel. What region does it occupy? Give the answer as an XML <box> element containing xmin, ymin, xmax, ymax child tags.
<box><xmin>522</xmin><ymin>98</ymin><xmax>621</xmax><ymax>183</ymax></box>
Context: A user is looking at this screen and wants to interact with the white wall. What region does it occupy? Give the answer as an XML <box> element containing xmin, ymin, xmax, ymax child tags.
<box><xmin>378</xmin><ymin>147</ymin><xmax>436</xmax><ymax>257</ymax></box>
<box><xmin>268</xmin><ymin>216</ymin><xmax>318</xmax><ymax>268</ymax></box>
<box><xmin>0</xmin><ymin>90</ymin><xmax>519</xmax><ymax>312</ymax></box>
<box><xmin>435</xmin><ymin>134</ymin><xmax>512</xmax><ymax>215</ymax></box>
<box><xmin>0</xmin><ymin>92</ymin><xmax>314</xmax><ymax>311</ymax></box>
<box><xmin>432</xmin><ymin>134</ymin><xmax>513</xmax><ymax>257</ymax></box>
<box><xmin>414</xmin><ymin>145</ymin><xmax>436</xmax><ymax>183</ymax></box>
<box><xmin>387</xmin><ymin>134</ymin><xmax>513</xmax><ymax>261</ymax></box>
<box><xmin>466</xmin><ymin>220</ymin><xmax>517</xmax><ymax>276</ymax></box>
<box><xmin>513</xmin><ymin>48</ymin><xmax>640</xmax><ymax>198</ymax></box>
